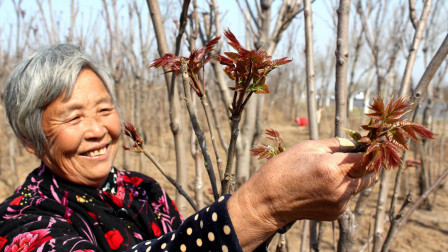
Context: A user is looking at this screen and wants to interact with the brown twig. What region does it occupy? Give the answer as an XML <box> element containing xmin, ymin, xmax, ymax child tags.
<box><xmin>142</xmin><ymin>149</ymin><xmax>198</xmax><ymax>212</ymax></box>
<box><xmin>382</xmin><ymin>167</ymin><xmax>448</xmax><ymax>251</ymax></box>
<box><xmin>408</xmin><ymin>0</ymin><xmax>418</xmax><ymax>29</ymax></box>
<box><xmin>180</xmin><ymin>59</ymin><xmax>219</xmax><ymax>200</ymax></box>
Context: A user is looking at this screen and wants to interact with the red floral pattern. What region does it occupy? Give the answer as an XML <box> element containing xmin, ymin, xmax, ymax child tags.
<box><xmin>104</xmin><ymin>230</ymin><xmax>124</xmax><ymax>250</ymax></box>
<box><xmin>4</xmin><ymin>229</ymin><xmax>53</xmax><ymax>252</ymax></box>
<box><xmin>152</xmin><ymin>222</ymin><xmax>161</xmax><ymax>237</ymax></box>
<box><xmin>104</xmin><ymin>192</ymin><xmax>123</xmax><ymax>207</ymax></box>
<box><xmin>0</xmin><ymin>236</ymin><xmax>7</xmax><ymax>250</ymax></box>
<box><xmin>122</xmin><ymin>175</ymin><xmax>143</xmax><ymax>186</ymax></box>
<box><xmin>10</xmin><ymin>196</ymin><xmax>23</xmax><ymax>206</ymax></box>
<box><xmin>0</xmin><ymin>165</ymin><xmax>182</xmax><ymax>251</ymax></box>
<box><xmin>87</xmin><ymin>211</ymin><xmax>98</xmax><ymax>221</ymax></box>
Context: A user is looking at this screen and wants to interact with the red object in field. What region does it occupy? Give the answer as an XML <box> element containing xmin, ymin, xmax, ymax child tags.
<box><xmin>295</xmin><ymin>117</ymin><xmax>309</xmax><ymax>127</ymax></box>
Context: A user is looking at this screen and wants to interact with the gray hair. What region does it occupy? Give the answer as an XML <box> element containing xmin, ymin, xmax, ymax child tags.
<box><xmin>3</xmin><ymin>44</ymin><xmax>118</xmax><ymax>157</ymax></box>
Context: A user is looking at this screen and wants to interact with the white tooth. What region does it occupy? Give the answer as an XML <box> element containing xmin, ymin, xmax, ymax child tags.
<box><xmin>85</xmin><ymin>147</ymin><xmax>106</xmax><ymax>157</ymax></box>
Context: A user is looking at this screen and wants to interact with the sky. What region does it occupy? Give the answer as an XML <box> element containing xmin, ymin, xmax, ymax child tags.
<box><xmin>0</xmin><ymin>0</ymin><xmax>334</xmax><ymax>52</ymax></box>
<box><xmin>0</xmin><ymin>0</ymin><xmax>446</xmax><ymax>88</ymax></box>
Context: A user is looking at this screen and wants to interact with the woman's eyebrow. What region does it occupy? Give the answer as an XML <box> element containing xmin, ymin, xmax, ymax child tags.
<box><xmin>60</xmin><ymin>95</ymin><xmax>113</xmax><ymax>117</ymax></box>
<box><xmin>95</xmin><ymin>95</ymin><xmax>114</xmax><ymax>105</ymax></box>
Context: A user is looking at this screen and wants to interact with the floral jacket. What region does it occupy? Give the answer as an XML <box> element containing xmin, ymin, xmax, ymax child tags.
<box><xmin>0</xmin><ymin>165</ymin><xmax>252</xmax><ymax>252</ymax></box>
<box><xmin>0</xmin><ymin>164</ymin><xmax>186</xmax><ymax>251</ymax></box>
<box><xmin>0</xmin><ymin>163</ymin><xmax>267</xmax><ymax>251</ymax></box>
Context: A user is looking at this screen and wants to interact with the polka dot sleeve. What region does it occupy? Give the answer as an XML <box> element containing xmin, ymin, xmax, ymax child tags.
<box><xmin>131</xmin><ymin>194</ymin><xmax>243</xmax><ymax>252</ymax></box>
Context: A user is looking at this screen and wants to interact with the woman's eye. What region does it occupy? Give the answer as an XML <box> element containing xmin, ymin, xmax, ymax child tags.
<box><xmin>68</xmin><ymin>116</ymin><xmax>81</xmax><ymax>123</ymax></box>
<box><xmin>100</xmin><ymin>107</ymin><xmax>114</xmax><ymax>113</ymax></box>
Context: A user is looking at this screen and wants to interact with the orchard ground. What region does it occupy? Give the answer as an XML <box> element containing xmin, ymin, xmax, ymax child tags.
<box><xmin>0</xmin><ymin>107</ymin><xmax>447</xmax><ymax>251</ymax></box>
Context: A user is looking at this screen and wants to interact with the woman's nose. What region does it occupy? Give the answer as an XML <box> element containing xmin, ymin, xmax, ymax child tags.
<box><xmin>84</xmin><ymin>116</ymin><xmax>107</xmax><ymax>140</ymax></box>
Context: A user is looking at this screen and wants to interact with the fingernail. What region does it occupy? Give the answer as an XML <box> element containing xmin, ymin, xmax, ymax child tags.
<box><xmin>337</xmin><ymin>137</ymin><xmax>365</xmax><ymax>153</ymax></box>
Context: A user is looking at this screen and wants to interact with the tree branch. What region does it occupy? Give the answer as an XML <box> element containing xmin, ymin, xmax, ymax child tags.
<box><xmin>398</xmin><ymin>0</ymin><xmax>433</xmax><ymax>97</ymax></box>
<box><xmin>180</xmin><ymin>59</ymin><xmax>219</xmax><ymax>200</ymax></box>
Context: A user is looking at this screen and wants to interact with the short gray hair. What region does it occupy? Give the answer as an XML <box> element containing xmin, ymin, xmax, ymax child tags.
<box><xmin>3</xmin><ymin>44</ymin><xmax>118</xmax><ymax>157</ymax></box>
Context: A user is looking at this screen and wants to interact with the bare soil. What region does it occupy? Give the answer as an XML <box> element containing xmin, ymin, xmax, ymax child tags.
<box><xmin>0</xmin><ymin>107</ymin><xmax>447</xmax><ymax>252</ymax></box>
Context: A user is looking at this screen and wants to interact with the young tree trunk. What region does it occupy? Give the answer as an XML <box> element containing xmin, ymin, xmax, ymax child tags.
<box><xmin>191</xmin><ymin>124</ymin><xmax>205</xmax><ymax>209</ymax></box>
<box><xmin>275</xmin><ymin>233</ymin><xmax>288</xmax><ymax>252</ymax></box>
<box><xmin>235</xmin><ymin>97</ymin><xmax>257</xmax><ymax>187</ymax></box>
<box><xmin>146</xmin><ymin>0</ymin><xmax>190</xmax><ymax>216</ymax></box>
<box><xmin>304</xmin><ymin>1</ymin><xmax>321</xmax><ymax>249</ymax></box>
<box><xmin>353</xmin><ymin>186</ymin><xmax>373</xmax><ymax>238</ymax></box>
<box><xmin>372</xmin><ymin>170</ymin><xmax>390</xmax><ymax>252</ymax></box>
<box><xmin>304</xmin><ymin>0</ymin><xmax>319</xmax><ymax>141</ymax></box>
<box><xmin>300</xmin><ymin>220</ymin><xmax>310</xmax><ymax>252</ymax></box>
<box><xmin>384</xmin><ymin>31</ymin><xmax>448</xmax><ymax>251</ymax></box>
<box><xmin>419</xmin><ymin>98</ymin><xmax>434</xmax><ymax>209</ymax></box>
<box><xmin>235</xmin><ymin>0</ymin><xmax>273</xmax><ymax>186</ymax></box>
<box><xmin>334</xmin><ymin>0</ymin><xmax>350</xmax><ymax>138</ymax></box>
<box><xmin>334</xmin><ymin>1</ymin><xmax>354</xmax><ymax>252</ymax></box>
<box><xmin>234</xmin><ymin>0</ymin><xmax>303</xmax><ymax>188</ymax></box>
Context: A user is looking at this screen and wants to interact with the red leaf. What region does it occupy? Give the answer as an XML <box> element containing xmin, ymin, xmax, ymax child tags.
<box><xmin>383</xmin><ymin>141</ymin><xmax>403</xmax><ymax>169</ymax></box>
<box><xmin>405</xmin><ymin>160</ymin><xmax>421</xmax><ymax>167</ymax></box>
<box><xmin>264</xmin><ymin>129</ymin><xmax>283</xmax><ymax>144</ymax></box>
<box><xmin>250</xmin><ymin>129</ymin><xmax>286</xmax><ymax>161</ymax></box>
<box><xmin>216</xmin><ymin>55</ymin><xmax>234</xmax><ymax>66</ymax></box>
<box><xmin>250</xmin><ymin>145</ymin><xmax>275</xmax><ymax>160</ymax></box>
<box><xmin>272</xmin><ymin>57</ymin><xmax>293</xmax><ymax>67</ymax></box>
<box><xmin>368</xmin><ymin>96</ymin><xmax>385</xmax><ymax>117</ymax></box>
<box><xmin>386</xmin><ymin>130</ymin><xmax>408</xmax><ymax>150</ymax></box>
<box><xmin>149</xmin><ymin>53</ymin><xmax>181</xmax><ymax>74</ymax></box>
<box><xmin>346</xmin><ymin>95</ymin><xmax>435</xmax><ymax>174</ymax></box>
<box><xmin>224</xmin><ymin>28</ymin><xmax>246</xmax><ymax>53</ymax></box>
<box><xmin>385</xmin><ymin>97</ymin><xmax>409</xmax><ymax>121</ymax></box>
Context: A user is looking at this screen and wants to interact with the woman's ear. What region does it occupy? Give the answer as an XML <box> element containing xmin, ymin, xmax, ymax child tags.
<box><xmin>22</xmin><ymin>140</ymin><xmax>37</xmax><ymax>155</ymax></box>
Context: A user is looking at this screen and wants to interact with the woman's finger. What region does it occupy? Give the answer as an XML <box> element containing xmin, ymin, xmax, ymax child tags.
<box><xmin>291</xmin><ymin>138</ymin><xmax>341</xmax><ymax>154</ymax></box>
<box><xmin>351</xmin><ymin>172</ymin><xmax>377</xmax><ymax>195</ymax></box>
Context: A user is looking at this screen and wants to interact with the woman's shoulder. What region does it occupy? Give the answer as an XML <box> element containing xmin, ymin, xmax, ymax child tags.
<box><xmin>0</xmin><ymin>166</ymin><xmax>64</xmax><ymax>228</ymax></box>
<box><xmin>0</xmin><ymin>166</ymin><xmax>45</xmax><ymax>207</ymax></box>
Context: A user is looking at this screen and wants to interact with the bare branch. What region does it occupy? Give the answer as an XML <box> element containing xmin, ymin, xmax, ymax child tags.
<box><xmin>180</xmin><ymin>59</ymin><xmax>219</xmax><ymax>200</ymax></box>
<box><xmin>398</xmin><ymin>0</ymin><xmax>433</xmax><ymax>97</ymax></box>
<box><xmin>142</xmin><ymin>149</ymin><xmax>198</xmax><ymax>212</ymax></box>
<box><xmin>382</xmin><ymin>167</ymin><xmax>448</xmax><ymax>251</ymax></box>
<box><xmin>410</xmin><ymin>32</ymin><xmax>448</xmax><ymax>106</ymax></box>
<box><xmin>242</xmin><ymin>0</ymin><xmax>260</xmax><ymax>29</ymax></box>
<box><xmin>267</xmin><ymin>0</ymin><xmax>302</xmax><ymax>54</ymax></box>
<box><xmin>234</xmin><ymin>0</ymin><xmax>259</xmax><ymax>43</ymax></box>
<box><xmin>146</xmin><ymin>0</ymin><xmax>190</xmax><ymax>216</ymax></box>
<box><xmin>67</xmin><ymin>0</ymin><xmax>79</xmax><ymax>43</ymax></box>
<box><xmin>35</xmin><ymin>0</ymin><xmax>56</xmax><ymax>44</ymax></box>
<box><xmin>408</xmin><ymin>0</ymin><xmax>418</xmax><ymax>29</ymax></box>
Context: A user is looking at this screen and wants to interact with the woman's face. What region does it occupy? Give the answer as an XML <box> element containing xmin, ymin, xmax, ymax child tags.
<box><xmin>40</xmin><ymin>68</ymin><xmax>121</xmax><ymax>187</ymax></box>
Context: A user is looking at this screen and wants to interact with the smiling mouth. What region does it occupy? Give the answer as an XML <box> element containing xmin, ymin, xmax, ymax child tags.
<box><xmin>82</xmin><ymin>146</ymin><xmax>107</xmax><ymax>157</ymax></box>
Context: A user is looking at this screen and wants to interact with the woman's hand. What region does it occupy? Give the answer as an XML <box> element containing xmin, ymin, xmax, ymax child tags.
<box><xmin>227</xmin><ymin>138</ymin><xmax>376</xmax><ymax>251</ymax></box>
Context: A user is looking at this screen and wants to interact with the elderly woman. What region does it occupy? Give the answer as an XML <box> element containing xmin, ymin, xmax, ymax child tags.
<box><xmin>0</xmin><ymin>44</ymin><xmax>374</xmax><ymax>251</ymax></box>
